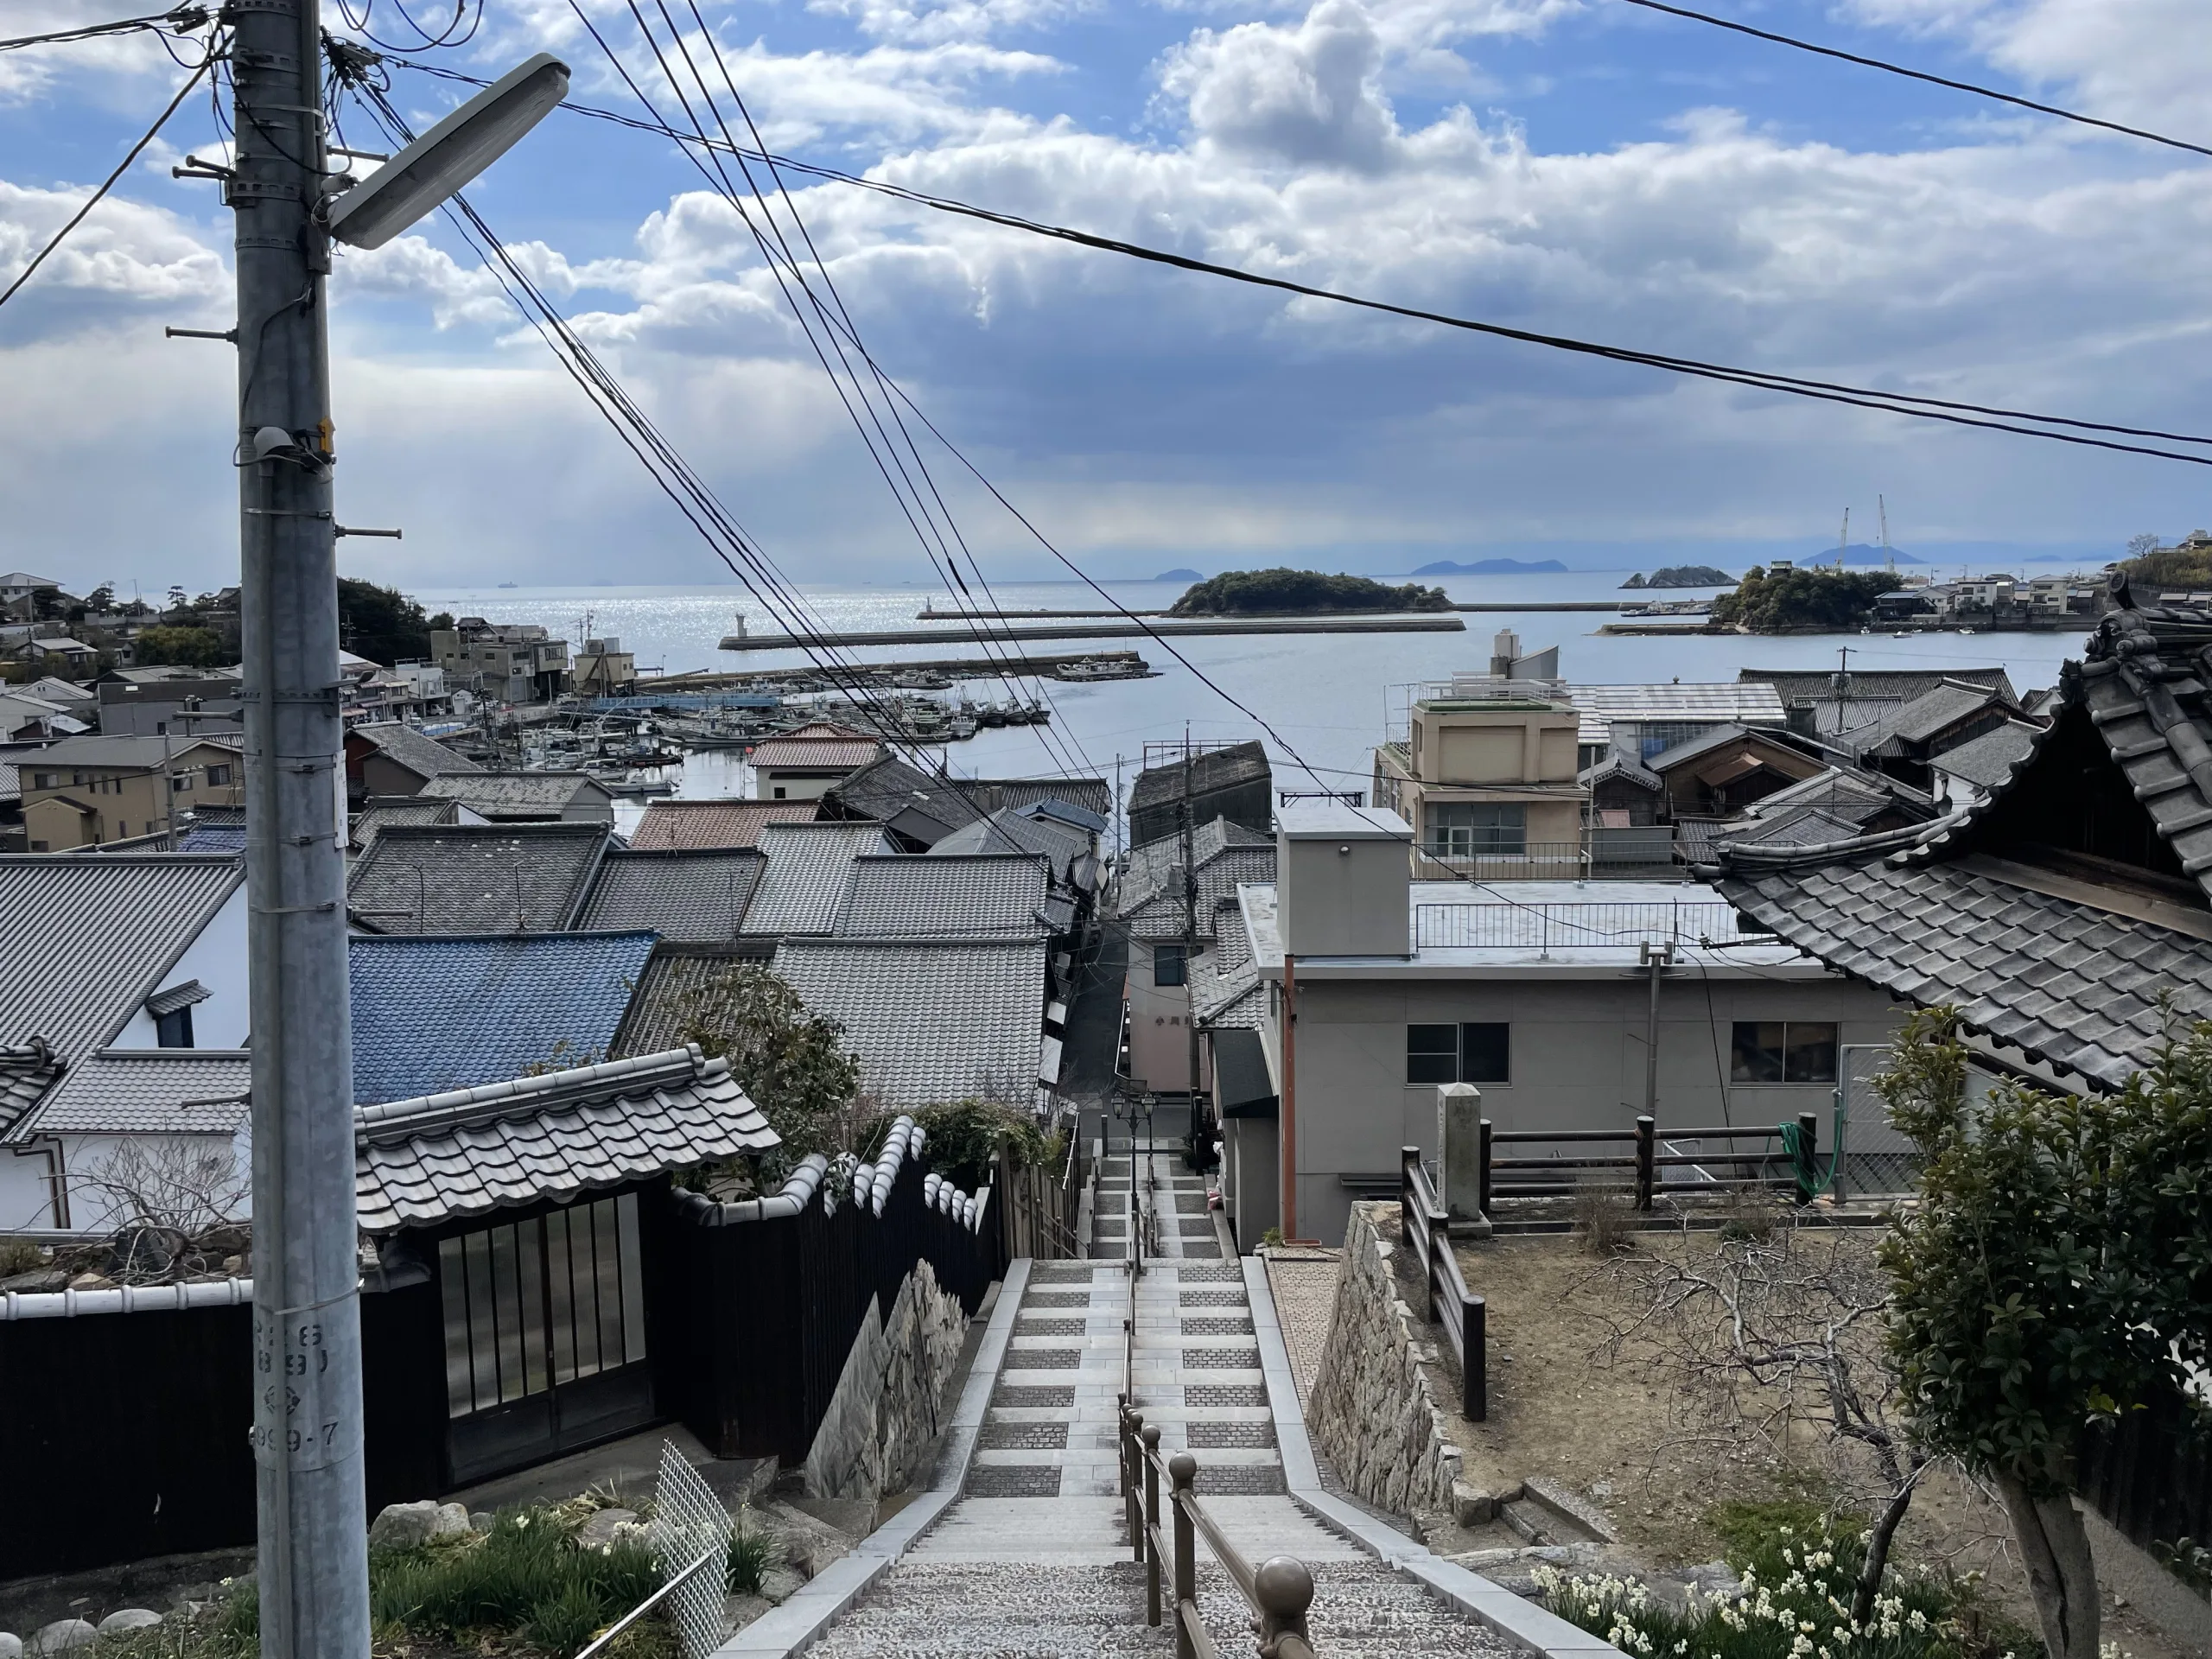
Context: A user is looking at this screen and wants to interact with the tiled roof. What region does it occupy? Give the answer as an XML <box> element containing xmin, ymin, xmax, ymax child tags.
<box><xmin>27</xmin><ymin>1049</ymin><xmax>252</xmax><ymax>1136</ymax></box>
<box><xmin>1019</xmin><ymin>797</ymin><xmax>1110</xmax><ymax>836</ymax></box>
<box><xmin>744</xmin><ymin>821</ymin><xmax>895</xmax><ymax>936</ymax></box>
<box><xmin>610</xmin><ymin>942</ymin><xmax>779</xmax><ymax>1057</ymax></box>
<box><xmin>1719</xmin><ymin>854</ymin><xmax>2212</xmax><ymax>1090</ymax></box>
<box><xmin>1192</xmin><ymin>907</ymin><xmax>1264</xmax><ymax>1029</ymax></box>
<box><xmin>177</xmin><ymin>825</ymin><xmax>245</xmax><ymax>855</ymax></box>
<box><xmin>833</xmin><ymin>853</ymin><xmax>1052</xmax><ymax>937</ymax></box>
<box><xmin>748</xmin><ymin>734</ymin><xmax>883</xmax><ymax>771</ymax></box>
<box><xmin>929</xmin><ymin>806</ymin><xmax>1093</xmax><ymax>876</ymax></box>
<box><xmin>821</xmin><ymin>756</ymin><xmax>1111</xmax><ymax>846</ymax></box>
<box><xmin>419</xmin><ymin>771</ymin><xmax>611</xmax><ymax>817</ymax></box>
<box><xmin>1128</xmin><ymin>741</ymin><xmax>1268</xmax><ymax>810</ymax></box>
<box><xmin>1116</xmin><ymin>819</ymin><xmax>1278</xmax><ymax>942</ymax></box>
<box><xmin>349</xmin><ymin>931</ymin><xmax>658</xmax><ymax>1104</ymax></box>
<box><xmin>349</xmin><ymin>795</ymin><xmax>460</xmax><ymax>854</ymax></box>
<box><xmin>20</xmin><ymin>734</ymin><xmax>239</xmax><ymax>771</ymax></box>
<box><xmin>0</xmin><ymin>1041</ymin><xmax>63</xmax><ymax>1137</ymax></box>
<box><xmin>1580</xmin><ymin>749</ymin><xmax>1662</xmax><ymax>791</ymax></box>
<box><xmin>1741</xmin><ymin>666</ymin><xmax>2019</xmax><ymax>708</ymax></box>
<box><xmin>1854</xmin><ymin>679</ymin><xmax>2012</xmax><ymax>756</ymax></box>
<box><xmin>346</xmin><ymin>823</ymin><xmax>609</xmax><ymax>933</ymax></box>
<box><xmin>980</xmin><ymin>779</ymin><xmax>1112</xmax><ymax>817</ymax></box>
<box><xmin>0</xmin><ymin>855</ymin><xmax>240</xmax><ymax>1060</ymax></box>
<box><xmin>1929</xmin><ymin>721</ymin><xmax>2041</xmax><ymax>791</ymax></box>
<box><xmin>350</xmin><ymin>721</ymin><xmax>481</xmax><ymax>779</ymax></box>
<box><xmin>353</xmin><ymin>1046</ymin><xmax>777</xmax><ymax>1233</ymax></box>
<box><xmin>576</xmin><ymin>849</ymin><xmax>765</xmax><ymax>941</ymax></box>
<box><xmin>627</xmin><ymin>799</ymin><xmax>817</xmax><ymax>850</ymax></box>
<box><xmin>775</xmin><ymin>937</ymin><xmax>1048</xmax><ymax>1107</ymax></box>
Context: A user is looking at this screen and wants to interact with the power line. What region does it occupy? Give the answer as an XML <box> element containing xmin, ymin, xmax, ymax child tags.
<box><xmin>0</xmin><ymin>51</ymin><xmax>214</xmax><ymax>312</ymax></box>
<box><xmin>378</xmin><ymin>59</ymin><xmax>2212</xmax><ymax>468</ymax></box>
<box><xmin>1612</xmin><ymin>0</ymin><xmax>2212</xmax><ymax>164</ymax></box>
<box><xmin>0</xmin><ymin>5</ymin><xmax>207</xmax><ymax>51</ymax></box>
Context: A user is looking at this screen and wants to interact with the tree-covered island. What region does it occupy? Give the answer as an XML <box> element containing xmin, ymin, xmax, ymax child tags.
<box><xmin>1168</xmin><ymin>569</ymin><xmax>1452</xmax><ymax>615</ymax></box>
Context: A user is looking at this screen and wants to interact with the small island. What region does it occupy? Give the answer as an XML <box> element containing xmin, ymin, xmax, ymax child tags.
<box><xmin>1169</xmin><ymin>568</ymin><xmax>1452</xmax><ymax>615</ymax></box>
<box><xmin>1410</xmin><ymin>557</ymin><xmax>1567</xmax><ymax>575</ymax></box>
<box><xmin>1153</xmin><ymin>568</ymin><xmax>1203</xmax><ymax>582</ymax></box>
<box><xmin>1624</xmin><ymin>564</ymin><xmax>1732</xmax><ymax>589</ymax></box>
<box><xmin>1710</xmin><ymin>567</ymin><xmax>1895</xmax><ymax>632</ymax></box>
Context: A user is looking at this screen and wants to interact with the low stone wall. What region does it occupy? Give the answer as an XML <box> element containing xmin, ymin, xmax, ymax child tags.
<box><xmin>803</xmin><ymin>1260</ymin><xmax>969</xmax><ymax>1509</ymax></box>
<box><xmin>1308</xmin><ymin>1201</ymin><xmax>1463</xmax><ymax>1516</ymax></box>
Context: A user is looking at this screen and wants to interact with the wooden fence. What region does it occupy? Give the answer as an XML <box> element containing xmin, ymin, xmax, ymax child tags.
<box><xmin>1478</xmin><ymin>1114</ymin><xmax>1818</xmax><ymax>1210</ymax></box>
<box><xmin>1398</xmin><ymin>1148</ymin><xmax>1486</xmax><ymax>1421</ymax></box>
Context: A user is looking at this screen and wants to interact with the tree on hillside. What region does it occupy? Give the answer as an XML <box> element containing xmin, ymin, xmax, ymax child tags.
<box><xmin>1709</xmin><ymin>567</ymin><xmax>1892</xmax><ymax>631</ymax></box>
<box><xmin>134</xmin><ymin>626</ymin><xmax>230</xmax><ymax>667</ymax></box>
<box><xmin>337</xmin><ymin>577</ymin><xmax>432</xmax><ymax>665</ymax></box>
<box><xmin>2126</xmin><ymin>531</ymin><xmax>2161</xmax><ymax>561</ymax></box>
<box><xmin>1878</xmin><ymin>1008</ymin><xmax>2212</xmax><ymax>1659</ymax></box>
<box><xmin>1167</xmin><ymin>569</ymin><xmax>1451</xmax><ymax>615</ymax></box>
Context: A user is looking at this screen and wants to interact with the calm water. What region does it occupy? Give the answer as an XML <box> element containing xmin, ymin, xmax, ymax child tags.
<box><xmin>421</xmin><ymin>571</ymin><xmax>2092</xmax><ymax>805</ymax></box>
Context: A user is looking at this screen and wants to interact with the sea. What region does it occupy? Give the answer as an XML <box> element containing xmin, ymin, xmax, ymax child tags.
<box><xmin>416</xmin><ymin>569</ymin><xmax>2094</xmax><ymax>812</ymax></box>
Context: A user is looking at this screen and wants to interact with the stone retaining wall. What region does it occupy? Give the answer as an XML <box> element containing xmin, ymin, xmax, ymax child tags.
<box><xmin>803</xmin><ymin>1260</ymin><xmax>969</xmax><ymax>1509</ymax></box>
<box><xmin>1307</xmin><ymin>1201</ymin><xmax>1463</xmax><ymax>1516</ymax></box>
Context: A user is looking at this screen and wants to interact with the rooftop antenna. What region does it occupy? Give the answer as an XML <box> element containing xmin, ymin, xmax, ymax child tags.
<box><xmin>1879</xmin><ymin>495</ymin><xmax>1892</xmax><ymax>573</ymax></box>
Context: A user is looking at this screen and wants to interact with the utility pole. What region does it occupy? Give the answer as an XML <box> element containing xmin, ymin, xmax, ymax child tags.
<box><xmin>228</xmin><ymin>3</ymin><xmax>372</xmax><ymax>1653</ymax></box>
<box><xmin>1180</xmin><ymin>739</ymin><xmax>1199</xmax><ymax>1139</ymax></box>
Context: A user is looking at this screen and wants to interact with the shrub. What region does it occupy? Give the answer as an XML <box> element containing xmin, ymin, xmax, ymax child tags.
<box><xmin>727</xmin><ymin>1505</ymin><xmax>772</xmax><ymax>1595</ymax></box>
<box><xmin>1573</xmin><ymin>1181</ymin><xmax>1637</xmax><ymax>1257</ymax></box>
<box><xmin>913</xmin><ymin>1099</ymin><xmax>1050</xmax><ymax>1193</ymax></box>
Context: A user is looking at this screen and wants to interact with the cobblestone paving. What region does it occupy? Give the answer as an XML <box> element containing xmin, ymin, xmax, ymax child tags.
<box><xmin>1179</xmin><ymin>1288</ymin><xmax>1244</xmax><ymax>1306</ymax></box>
<box><xmin>1262</xmin><ymin>1249</ymin><xmax>1342</xmax><ymax>1407</ymax></box>
<box><xmin>1177</xmin><ymin>1262</ymin><xmax>1241</xmax><ymax>1282</ymax></box>
<box><xmin>981</xmin><ymin>1421</ymin><xmax>1071</xmax><ymax>1450</ymax></box>
<box><xmin>965</xmin><ymin>1464</ymin><xmax>1064</xmax><ymax>1497</ymax></box>
<box><xmin>1017</xmin><ymin>1317</ymin><xmax>1088</xmax><ymax>1336</ymax></box>
<box><xmin>1185</xmin><ymin>1420</ymin><xmax>1276</xmax><ymax>1448</ymax></box>
<box><xmin>993</xmin><ymin>1384</ymin><xmax>1076</xmax><ymax>1408</ymax></box>
<box><xmin>1182</xmin><ymin>1382</ymin><xmax>1268</xmax><ymax>1408</ymax></box>
<box><xmin>1191</xmin><ymin>1465</ymin><xmax>1289</xmax><ymax>1496</ymax></box>
<box><xmin>1174</xmin><ymin>1193</ymin><xmax>1209</xmax><ymax>1213</ymax></box>
<box><xmin>1179</xmin><ymin>1316</ymin><xmax>1255</xmax><ymax>1336</ymax></box>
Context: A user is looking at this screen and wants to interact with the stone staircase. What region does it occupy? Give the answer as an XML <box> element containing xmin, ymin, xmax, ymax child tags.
<box><xmin>804</xmin><ymin>1151</ymin><xmax>1513</xmax><ymax>1657</ymax></box>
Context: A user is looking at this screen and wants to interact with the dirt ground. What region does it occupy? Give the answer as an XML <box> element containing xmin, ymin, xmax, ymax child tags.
<box><xmin>1387</xmin><ymin>1212</ymin><xmax>2191</xmax><ymax>1659</ymax></box>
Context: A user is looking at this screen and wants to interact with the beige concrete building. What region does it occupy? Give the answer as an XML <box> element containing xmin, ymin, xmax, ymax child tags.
<box><xmin>1371</xmin><ymin>674</ymin><xmax>1586</xmax><ymax>877</ymax></box>
<box><xmin>20</xmin><ymin>734</ymin><xmax>245</xmax><ymax>849</ymax></box>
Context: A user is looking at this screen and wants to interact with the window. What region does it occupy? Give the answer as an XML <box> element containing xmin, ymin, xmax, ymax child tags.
<box><xmin>155</xmin><ymin>1006</ymin><xmax>194</xmax><ymax>1049</ymax></box>
<box><xmin>1407</xmin><ymin>1022</ymin><xmax>1510</xmax><ymax>1085</ymax></box>
<box><xmin>170</xmin><ymin>772</ymin><xmax>193</xmax><ymax>792</ymax></box>
<box><xmin>1154</xmin><ymin>944</ymin><xmax>1188</xmax><ymax>988</ymax></box>
<box><xmin>207</xmin><ymin>764</ymin><xmax>232</xmax><ymax>786</ymax></box>
<box><xmin>30</xmin><ymin>772</ymin><xmax>55</xmax><ymax>790</ymax></box>
<box><xmin>772</xmin><ymin>785</ymin><xmax>787</xmax><ymax>799</ymax></box>
<box><xmin>1730</xmin><ymin>1021</ymin><xmax>1837</xmax><ymax>1084</ymax></box>
<box><xmin>1424</xmin><ymin>802</ymin><xmax>1526</xmax><ymax>858</ymax></box>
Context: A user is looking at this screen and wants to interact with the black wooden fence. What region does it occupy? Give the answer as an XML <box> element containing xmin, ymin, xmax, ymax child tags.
<box><xmin>0</xmin><ymin>1137</ymin><xmax>1003</xmax><ymax>1578</ymax></box>
<box><xmin>1400</xmin><ymin>1147</ymin><xmax>1485</xmax><ymax>1421</ymax></box>
<box><xmin>2075</xmin><ymin>1382</ymin><xmax>2212</xmax><ymax>1564</ymax></box>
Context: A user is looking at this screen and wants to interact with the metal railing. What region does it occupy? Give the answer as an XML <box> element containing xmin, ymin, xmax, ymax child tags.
<box><xmin>1477</xmin><ymin>1114</ymin><xmax>1819</xmax><ymax>1208</ymax></box>
<box><xmin>1413</xmin><ymin>899</ymin><xmax>1753</xmax><ymax>950</ymax></box>
<box><xmin>1399</xmin><ymin>1150</ymin><xmax>1487</xmax><ymax>1421</ymax></box>
<box><xmin>1412</xmin><ymin>842</ymin><xmax>1592</xmax><ymax>882</ymax></box>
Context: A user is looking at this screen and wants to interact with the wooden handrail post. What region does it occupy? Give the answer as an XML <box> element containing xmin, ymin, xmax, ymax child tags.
<box><xmin>1634</xmin><ymin>1115</ymin><xmax>1655</xmax><ymax>1211</ymax></box>
<box><xmin>1170</xmin><ymin>1454</ymin><xmax>1198</xmax><ymax>1659</ymax></box>
<box><xmin>1478</xmin><ymin>1117</ymin><xmax>1492</xmax><ymax>1219</ymax></box>
<box><xmin>1465</xmin><ymin>1293</ymin><xmax>1487</xmax><ymax>1422</ymax></box>
<box><xmin>1142</xmin><ymin>1425</ymin><xmax>1163</xmax><ymax>1626</ymax></box>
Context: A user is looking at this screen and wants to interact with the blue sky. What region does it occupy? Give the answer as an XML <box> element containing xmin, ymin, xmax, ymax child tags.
<box><xmin>2</xmin><ymin>0</ymin><xmax>2209</xmax><ymax>594</ymax></box>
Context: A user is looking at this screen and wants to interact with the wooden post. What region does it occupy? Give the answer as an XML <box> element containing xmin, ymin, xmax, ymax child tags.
<box><xmin>1142</xmin><ymin>1424</ymin><xmax>1162</xmax><ymax>1626</ymax></box>
<box><xmin>1465</xmin><ymin>1294</ymin><xmax>1487</xmax><ymax>1422</ymax></box>
<box><xmin>1170</xmin><ymin>1454</ymin><xmax>1198</xmax><ymax>1659</ymax></box>
<box><xmin>1127</xmin><ymin>1411</ymin><xmax>1145</xmax><ymax>1561</ymax></box>
<box><xmin>1635</xmin><ymin>1115</ymin><xmax>1656</xmax><ymax>1211</ymax></box>
<box><xmin>1478</xmin><ymin>1117</ymin><xmax>1493</xmax><ymax>1218</ymax></box>
<box><xmin>1796</xmin><ymin>1110</ymin><xmax>1819</xmax><ymax>1206</ymax></box>
<box><xmin>1401</xmin><ymin>1145</ymin><xmax>1419</xmax><ymax>1245</ymax></box>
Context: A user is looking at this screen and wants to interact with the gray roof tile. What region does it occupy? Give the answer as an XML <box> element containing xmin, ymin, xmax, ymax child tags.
<box><xmin>27</xmin><ymin>1049</ymin><xmax>252</xmax><ymax>1136</ymax></box>
<box><xmin>610</xmin><ymin>943</ymin><xmax>780</xmax><ymax>1058</ymax></box>
<box><xmin>774</xmin><ymin>937</ymin><xmax>1048</xmax><ymax>1108</ymax></box>
<box><xmin>419</xmin><ymin>771</ymin><xmax>613</xmax><ymax>818</ymax></box>
<box><xmin>349</xmin><ymin>721</ymin><xmax>482</xmax><ymax>779</ymax></box>
<box><xmin>834</xmin><ymin>854</ymin><xmax>1053</xmax><ymax>937</ymax></box>
<box><xmin>353</xmin><ymin>1046</ymin><xmax>777</xmax><ymax>1233</ymax></box>
<box><xmin>347</xmin><ymin>823</ymin><xmax>608</xmax><ymax>933</ymax></box>
<box><xmin>576</xmin><ymin>849</ymin><xmax>765</xmax><ymax>941</ymax></box>
<box><xmin>743</xmin><ymin>821</ymin><xmax>895</xmax><ymax>935</ymax></box>
<box><xmin>628</xmin><ymin>799</ymin><xmax>818</xmax><ymax>850</ymax></box>
<box><xmin>0</xmin><ymin>1041</ymin><xmax>64</xmax><ymax>1136</ymax></box>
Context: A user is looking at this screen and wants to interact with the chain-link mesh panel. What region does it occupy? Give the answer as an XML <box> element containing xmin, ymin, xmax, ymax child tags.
<box><xmin>1835</xmin><ymin>1043</ymin><xmax>1916</xmax><ymax>1200</ymax></box>
<box><xmin>651</xmin><ymin>1440</ymin><xmax>730</xmax><ymax>1659</ymax></box>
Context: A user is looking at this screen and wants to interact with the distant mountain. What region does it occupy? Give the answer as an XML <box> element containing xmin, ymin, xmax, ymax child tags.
<box><xmin>1410</xmin><ymin>558</ymin><xmax>1569</xmax><ymax>575</ymax></box>
<box><xmin>1153</xmin><ymin>568</ymin><xmax>1203</xmax><ymax>582</ymax></box>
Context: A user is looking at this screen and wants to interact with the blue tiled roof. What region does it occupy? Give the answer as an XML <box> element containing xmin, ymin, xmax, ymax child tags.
<box><xmin>178</xmin><ymin>825</ymin><xmax>246</xmax><ymax>855</ymax></box>
<box><xmin>349</xmin><ymin>931</ymin><xmax>659</xmax><ymax>1106</ymax></box>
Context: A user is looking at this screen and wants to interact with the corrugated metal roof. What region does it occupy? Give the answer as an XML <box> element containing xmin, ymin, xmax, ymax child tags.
<box><xmin>775</xmin><ymin>936</ymin><xmax>1047</xmax><ymax>1107</ymax></box>
<box><xmin>349</xmin><ymin>931</ymin><xmax>658</xmax><ymax>1105</ymax></box>
<box><xmin>1567</xmin><ymin>683</ymin><xmax>1788</xmax><ymax>746</ymax></box>
<box><xmin>0</xmin><ymin>855</ymin><xmax>240</xmax><ymax>1061</ymax></box>
<box><xmin>346</xmin><ymin>822</ymin><xmax>608</xmax><ymax>933</ymax></box>
<box><xmin>834</xmin><ymin>853</ymin><xmax>1052</xmax><ymax>938</ymax></box>
<box><xmin>576</xmin><ymin>849</ymin><xmax>765</xmax><ymax>941</ymax></box>
<box><xmin>26</xmin><ymin>1049</ymin><xmax>251</xmax><ymax>1136</ymax></box>
<box><xmin>627</xmin><ymin>799</ymin><xmax>817</xmax><ymax>851</ymax></box>
<box><xmin>353</xmin><ymin>1046</ymin><xmax>778</xmax><ymax>1233</ymax></box>
<box><xmin>744</xmin><ymin>821</ymin><xmax>895</xmax><ymax>936</ymax></box>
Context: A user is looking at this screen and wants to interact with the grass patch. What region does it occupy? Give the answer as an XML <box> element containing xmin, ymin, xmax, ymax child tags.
<box><xmin>727</xmin><ymin>1505</ymin><xmax>773</xmax><ymax>1596</ymax></box>
<box><xmin>1536</xmin><ymin>1507</ymin><xmax>2044</xmax><ymax>1659</ymax></box>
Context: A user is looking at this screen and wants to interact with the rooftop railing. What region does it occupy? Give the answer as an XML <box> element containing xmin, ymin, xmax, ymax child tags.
<box><xmin>1412</xmin><ymin>899</ymin><xmax>1760</xmax><ymax>951</ymax></box>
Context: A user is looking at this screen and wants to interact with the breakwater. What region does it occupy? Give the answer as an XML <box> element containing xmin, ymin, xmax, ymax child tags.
<box><xmin>718</xmin><ymin>615</ymin><xmax>1467</xmax><ymax>651</ymax></box>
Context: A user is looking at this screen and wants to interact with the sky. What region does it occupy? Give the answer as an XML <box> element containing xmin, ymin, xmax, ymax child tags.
<box><xmin>2</xmin><ymin>0</ymin><xmax>2210</xmax><ymax>595</ymax></box>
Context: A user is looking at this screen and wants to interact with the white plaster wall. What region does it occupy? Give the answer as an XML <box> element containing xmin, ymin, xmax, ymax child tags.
<box><xmin>59</xmin><ymin>1131</ymin><xmax>248</xmax><ymax>1231</ymax></box>
<box><xmin>113</xmin><ymin>884</ymin><xmax>251</xmax><ymax>1049</ymax></box>
<box><xmin>0</xmin><ymin>1145</ymin><xmax>63</xmax><ymax>1230</ymax></box>
<box><xmin>1126</xmin><ymin>938</ymin><xmax>1202</xmax><ymax>1093</ymax></box>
